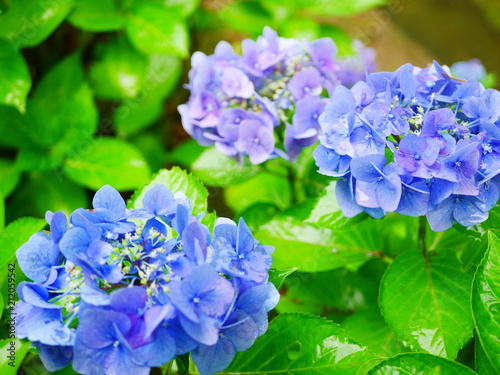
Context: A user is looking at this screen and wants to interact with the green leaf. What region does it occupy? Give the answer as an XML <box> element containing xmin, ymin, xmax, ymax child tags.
<box><xmin>28</xmin><ymin>53</ymin><xmax>98</xmax><ymax>150</ymax></box>
<box><xmin>0</xmin><ymin>104</ymin><xmax>30</xmax><ymax>149</ymax></box>
<box><xmin>0</xmin><ymin>39</ymin><xmax>31</xmax><ymax>113</ymax></box>
<box><xmin>126</xmin><ymin>2</ymin><xmax>189</xmax><ymax>56</ymax></box>
<box><xmin>0</xmin><ymin>339</ymin><xmax>31</xmax><ymax>375</ymax></box>
<box><xmin>143</xmin><ymin>54</ymin><xmax>183</xmax><ymax>99</ymax></box>
<box><xmin>191</xmin><ymin>147</ymin><xmax>259</xmax><ymax>187</ymax></box>
<box><xmin>224</xmin><ymin>172</ymin><xmax>292</xmax><ymax>214</ymax></box>
<box><xmin>278</xmin><ymin>269</ymin><xmax>378</xmax><ymax>316</ymax></box>
<box><xmin>89</xmin><ymin>36</ymin><xmax>147</xmax><ymax>99</ymax></box>
<box><xmin>379</xmin><ymin>249</ymin><xmax>474</xmax><ymax>359</ymax></box>
<box><xmin>454</xmin><ymin>204</ymin><xmax>500</xmax><ymax>270</ymax></box>
<box><xmin>0</xmin><ymin>217</ymin><xmax>46</xmax><ymax>269</ymax></box>
<box><xmin>169</xmin><ymin>139</ymin><xmax>205</xmax><ymax>168</ymax></box>
<box><xmin>307</xmin><ymin>181</ymin><xmax>368</xmax><ymax>231</ymax></box>
<box><xmin>255</xmin><ymin>216</ymin><xmax>382</xmax><ymax>272</ymax></box>
<box><xmin>268</xmin><ymin>267</ymin><xmax>297</xmax><ymax>289</ymax></box>
<box><xmin>63</xmin><ymin>137</ymin><xmax>151</xmax><ymax>191</ymax></box>
<box><xmin>471</xmin><ymin>232</ymin><xmax>500</xmax><ymax>374</ymax></box>
<box><xmin>15</xmin><ymin>144</ymin><xmax>63</xmax><ymax>172</ymax></box>
<box><xmin>0</xmin><ymin>0</ymin><xmax>74</xmax><ymax>48</ymax></box>
<box><xmin>130</xmin><ymin>167</ymin><xmax>208</xmax><ymax>216</ymax></box>
<box><xmin>114</xmin><ymin>54</ymin><xmax>182</xmax><ymax>136</ymax></box>
<box><xmin>0</xmin><ymin>159</ymin><xmax>21</xmax><ymax>198</ymax></box>
<box><xmin>219</xmin><ymin>1</ymin><xmax>275</xmax><ymax>35</ymax></box>
<box><xmin>68</xmin><ymin>0</ymin><xmax>127</xmax><ymax>31</ymax></box>
<box><xmin>0</xmin><ymin>191</ymin><xmax>4</xmax><ymax>232</ymax></box>
<box><xmin>115</xmin><ymin>96</ymin><xmax>163</xmax><ymax>136</ymax></box>
<box><xmin>237</xmin><ymin>202</ymin><xmax>280</xmax><ymax>232</ymax></box>
<box><xmin>367</xmin><ymin>353</ymin><xmax>476</xmax><ymax>375</ymax></box>
<box><xmin>128</xmin><ymin>132</ymin><xmax>167</xmax><ymax>172</ymax></box>
<box><xmin>281</xmin><ymin>17</ymin><xmax>320</xmax><ymax>40</ymax></box>
<box><xmin>297</xmin><ymin>0</ymin><xmax>385</xmax><ymax>16</ymax></box>
<box><xmin>223</xmin><ymin>313</ymin><xmax>375</xmax><ymax>374</ymax></box>
<box><xmin>341</xmin><ymin>308</ymin><xmax>405</xmax><ymax>357</ymax></box>
<box><xmin>163</xmin><ymin>0</ymin><xmax>200</xmax><ymax>17</ymax></box>
<box><xmin>6</xmin><ymin>172</ymin><xmax>87</xmax><ymax>221</ymax></box>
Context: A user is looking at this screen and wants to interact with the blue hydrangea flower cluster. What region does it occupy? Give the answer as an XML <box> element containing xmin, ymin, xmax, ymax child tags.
<box><xmin>15</xmin><ymin>185</ymin><xmax>278</xmax><ymax>375</ymax></box>
<box><xmin>179</xmin><ymin>27</ymin><xmax>375</xmax><ymax>164</ymax></box>
<box><xmin>314</xmin><ymin>61</ymin><xmax>500</xmax><ymax>231</ymax></box>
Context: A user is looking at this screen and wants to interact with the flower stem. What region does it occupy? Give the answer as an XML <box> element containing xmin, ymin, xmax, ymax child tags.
<box><xmin>287</xmin><ymin>164</ymin><xmax>298</xmax><ymax>205</ymax></box>
<box><xmin>419</xmin><ymin>215</ymin><xmax>427</xmax><ymax>257</ymax></box>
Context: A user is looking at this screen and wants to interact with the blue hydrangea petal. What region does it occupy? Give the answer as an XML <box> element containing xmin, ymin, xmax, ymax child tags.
<box><xmin>132</xmin><ymin>330</ymin><xmax>176</xmax><ymax>368</ymax></box>
<box><xmin>192</xmin><ymin>338</ymin><xmax>236</xmax><ymax>375</ymax></box>
<box><xmin>453</xmin><ymin>196</ymin><xmax>489</xmax><ymax>227</ymax></box>
<box><xmin>28</xmin><ymin>319</ymin><xmax>74</xmax><ymax>346</ymax></box>
<box><xmin>17</xmin><ymin>233</ymin><xmax>60</xmax><ymax>284</ymax></box>
<box><xmin>397</xmin><ymin>179</ymin><xmax>430</xmax><ymax>217</ymax></box>
<box><xmin>426</xmin><ymin>197</ymin><xmax>455</xmax><ymax>232</ymax></box>
<box><xmin>336</xmin><ymin>176</ymin><xmax>364</xmax><ymax>217</ymax></box>
<box><xmin>179</xmin><ymin>313</ymin><xmax>220</xmax><ymax>346</ymax></box>
<box><xmin>92</xmin><ymin>185</ymin><xmax>126</xmax><ymax>217</ymax></box>
<box><xmin>50</xmin><ymin>211</ymin><xmax>68</xmax><ymax>244</ymax></box>
<box><xmin>76</xmin><ymin>308</ymin><xmax>131</xmax><ymax>350</ymax></box>
<box><xmin>350</xmin><ymin>154</ymin><xmax>387</xmax><ymax>182</ymax></box>
<box><xmin>15</xmin><ymin>301</ymin><xmax>61</xmax><ymax>339</ymax></box>
<box><xmin>81</xmin><ymin>286</ymin><xmax>111</xmax><ymax>306</ymax></box>
<box><xmin>142</xmin><ymin>184</ymin><xmax>176</xmax><ymax>217</ymax></box>
<box><xmin>35</xmin><ymin>343</ymin><xmax>73</xmax><ymax>373</ymax></box>
<box><xmin>182</xmin><ymin>222</ymin><xmax>209</xmax><ymax>264</ymax></box>
<box><xmin>376</xmin><ymin>170</ymin><xmax>402</xmax><ymax>212</ymax></box>
<box><xmin>110</xmin><ymin>287</ymin><xmax>148</xmax><ymax>315</ymax></box>
<box><xmin>17</xmin><ymin>282</ymin><xmax>60</xmax><ymax>309</ymax></box>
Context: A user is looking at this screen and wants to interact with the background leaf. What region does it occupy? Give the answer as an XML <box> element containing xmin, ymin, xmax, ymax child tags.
<box><xmin>0</xmin><ymin>39</ymin><xmax>31</xmax><ymax>113</ymax></box>
<box><xmin>278</xmin><ymin>269</ymin><xmax>378</xmax><ymax>317</ymax></box>
<box><xmin>0</xmin><ymin>0</ymin><xmax>74</xmax><ymax>48</ymax></box>
<box><xmin>220</xmin><ymin>1</ymin><xmax>276</xmax><ymax>35</ymax></box>
<box><xmin>255</xmin><ymin>216</ymin><xmax>382</xmax><ymax>272</ymax></box>
<box><xmin>191</xmin><ymin>147</ymin><xmax>259</xmax><ymax>187</ymax></box>
<box><xmin>0</xmin><ymin>339</ymin><xmax>31</xmax><ymax>375</ymax></box>
<box><xmin>224</xmin><ymin>172</ymin><xmax>292</xmax><ymax>213</ymax></box>
<box><xmin>0</xmin><ymin>192</ymin><xmax>4</xmax><ymax>232</ymax></box>
<box><xmin>367</xmin><ymin>352</ymin><xmax>476</xmax><ymax>375</ymax></box>
<box><xmin>268</xmin><ymin>267</ymin><xmax>297</xmax><ymax>289</ymax></box>
<box><xmin>379</xmin><ymin>249</ymin><xmax>473</xmax><ymax>359</ymax></box>
<box><xmin>114</xmin><ymin>54</ymin><xmax>182</xmax><ymax>137</ymax></box>
<box><xmin>63</xmin><ymin>137</ymin><xmax>151</xmax><ymax>191</ymax></box>
<box><xmin>126</xmin><ymin>2</ymin><xmax>189</xmax><ymax>56</ymax></box>
<box><xmin>0</xmin><ymin>159</ymin><xmax>21</xmax><ymax>198</ymax></box>
<box><xmin>341</xmin><ymin>308</ymin><xmax>405</xmax><ymax>357</ymax></box>
<box><xmin>223</xmin><ymin>313</ymin><xmax>375</xmax><ymax>374</ymax></box>
<box><xmin>89</xmin><ymin>36</ymin><xmax>147</xmax><ymax>99</ymax></box>
<box><xmin>68</xmin><ymin>0</ymin><xmax>127</xmax><ymax>32</ymax></box>
<box><xmin>6</xmin><ymin>173</ymin><xmax>87</xmax><ymax>222</ymax></box>
<box><xmin>296</xmin><ymin>0</ymin><xmax>385</xmax><ymax>16</ymax></box>
<box><xmin>471</xmin><ymin>232</ymin><xmax>500</xmax><ymax>374</ymax></box>
<box><xmin>0</xmin><ymin>105</ymin><xmax>30</xmax><ymax>149</ymax></box>
<box><xmin>28</xmin><ymin>53</ymin><xmax>98</xmax><ymax>150</ymax></box>
<box><xmin>130</xmin><ymin>167</ymin><xmax>209</xmax><ymax>216</ymax></box>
